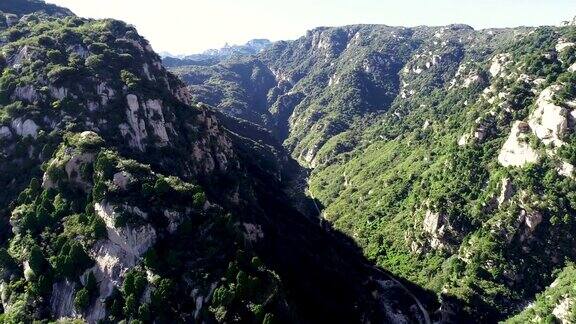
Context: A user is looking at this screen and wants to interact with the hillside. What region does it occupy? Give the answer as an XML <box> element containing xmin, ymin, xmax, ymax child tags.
<box><xmin>0</xmin><ymin>1</ymin><xmax>434</xmax><ymax>323</ymax></box>
<box><xmin>171</xmin><ymin>20</ymin><xmax>576</xmax><ymax>322</ymax></box>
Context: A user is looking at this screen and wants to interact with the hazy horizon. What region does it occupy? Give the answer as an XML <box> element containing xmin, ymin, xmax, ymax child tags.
<box><xmin>45</xmin><ymin>0</ymin><xmax>575</xmax><ymax>55</ymax></box>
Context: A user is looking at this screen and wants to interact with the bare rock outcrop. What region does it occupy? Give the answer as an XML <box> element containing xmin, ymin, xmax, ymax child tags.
<box><xmin>498</xmin><ymin>121</ymin><xmax>539</xmax><ymax>167</ymax></box>
<box><xmin>123</xmin><ymin>94</ymin><xmax>149</xmax><ymax>151</ymax></box>
<box><xmin>50</xmin><ymin>280</ymin><xmax>77</xmax><ymax>319</ymax></box>
<box><xmin>0</xmin><ymin>126</ymin><xmax>12</xmax><ymax>139</ymax></box>
<box><xmin>552</xmin><ymin>297</ymin><xmax>573</xmax><ymax>324</ymax></box>
<box><xmin>84</xmin><ymin>201</ymin><xmax>157</xmax><ymax>323</ymax></box>
<box><xmin>489</xmin><ymin>53</ymin><xmax>511</xmax><ymax>77</ymax></box>
<box><xmin>13</xmin><ymin>85</ymin><xmax>38</xmax><ymax>102</ymax></box>
<box><xmin>143</xmin><ymin>99</ymin><xmax>170</xmax><ymax>145</ymax></box>
<box><xmin>422</xmin><ymin>210</ymin><xmax>447</xmax><ymax>250</ymax></box>
<box><xmin>528</xmin><ymin>86</ymin><xmax>568</xmax><ymax>147</ymax></box>
<box><xmin>10</xmin><ymin>118</ymin><xmax>39</xmax><ymax>138</ymax></box>
<box><xmin>497</xmin><ymin>178</ymin><xmax>514</xmax><ymax>206</ymax></box>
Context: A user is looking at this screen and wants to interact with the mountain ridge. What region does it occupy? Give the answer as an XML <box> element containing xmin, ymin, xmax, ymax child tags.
<box><xmin>170</xmin><ymin>17</ymin><xmax>576</xmax><ymax>322</ymax></box>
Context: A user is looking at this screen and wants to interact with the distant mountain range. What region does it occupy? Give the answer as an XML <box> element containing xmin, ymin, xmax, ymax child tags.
<box><xmin>162</xmin><ymin>39</ymin><xmax>272</xmax><ymax>67</ymax></box>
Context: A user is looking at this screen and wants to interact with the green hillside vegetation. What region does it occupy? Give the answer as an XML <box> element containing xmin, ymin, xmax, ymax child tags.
<box><xmin>173</xmin><ymin>21</ymin><xmax>576</xmax><ymax>322</ymax></box>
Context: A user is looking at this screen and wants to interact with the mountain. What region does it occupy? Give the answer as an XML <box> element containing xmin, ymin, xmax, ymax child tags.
<box><xmin>163</xmin><ymin>39</ymin><xmax>272</xmax><ymax>68</ymax></box>
<box><xmin>0</xmin><ymin>0</ymin><xmax>73</xmax><ymax>17</ymax></box>
<box><xmin>170</xmin><ymin>21</ymin><xmax>576</xmax><ymax>322</ymax></box>
<box><xmin>0</xmin><ymin>1</ymin><xmax>435</xmax><ymax>323</ymax></box>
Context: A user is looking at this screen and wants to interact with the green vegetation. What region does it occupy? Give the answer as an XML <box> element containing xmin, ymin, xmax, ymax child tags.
<box><xmin>174</xmin><ymin>20</ymin><xmax>576</xmax><ymax>322</ymax></box>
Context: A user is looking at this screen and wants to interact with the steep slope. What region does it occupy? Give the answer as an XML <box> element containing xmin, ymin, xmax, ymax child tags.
<box><xmin>172</xmin><ymin>21</ymin><xmax>576</xmax><ymax>322</ymax></box>
<box><xmin>171</xmin><ymin>24</ymin><xmax>524</xmax><ymax>167</ymax></box>
<box><xmin>506</xmin><ymin>263</ymin><xmax>576</xmax><ymax>323</ymax></box>
<box><xmin>0</xmin><ymin>1</ymin><xmax>434</xmax><ymax>323</ymax></box>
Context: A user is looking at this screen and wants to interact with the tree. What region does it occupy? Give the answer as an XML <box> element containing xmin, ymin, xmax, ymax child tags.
<box><xmin>74</xmin><ymin>288</ymin><xmax>90</xmax><ymax>311</ymax></box>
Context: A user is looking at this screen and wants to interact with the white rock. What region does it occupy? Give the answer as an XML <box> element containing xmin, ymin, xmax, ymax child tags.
<box><xmin>528</xmin><ymin>86</ymin><xmax>568</xmax><ymax>147</ymax></box>
<box><xmin>458</xmin><ymin>134</ymin><xmax>470</xmax><ymax>146</ymax></box>
<box><xmin>125</xmin><ymin>94</ymin><xmax>148</xmax><ymax>151</ymax></box>
<box><xmin>422</xmin><ymin>120</ymin><xmax>430</xmax><ymax>130</ymax></box>
<box><xmin>498</xmin><ymin>178</ymin><xmax>514</xmax><ymax>206</ymax></box>
<box><xmin>67</xmin><ymin>44</ymin><xmax>89</xmax><ymax>58</ymax></box>
<box><xmin>65</xmin><ymin>152</ymin><xmax>96</xmax><ymax>191</ymax></box>
<box><xmin>113</xmin><ymin>171</ymin><xmax>133</xmax><ymax>190</ymax></box>
<box><xmin>94</xmin><ymin>202</ymin><xmax>156</xmax><ymax>258</ymax></box>
<box><xmin>9</xmin><ymin>45</ymin><xmax>32</xmax><ymax>67</ymax></box>
<box><xmin>13</xmin><ymin>85</ymin><xmax>38</xmax><ymax>102</ymax></box>
<box><xmin>86</xmin><ymin>202</ymin><xmax>157</xmax><ymax>322</ymax></box>
<box><xmin>498</xmin><ymin>121</ymin><xmax>539</xmax><ymax>167</ymax></box>
<box><xmin>489</xmin><ymin>53</ymin><xmax>511</xmax><ymax>77</ymax></box>
<box><xmin>11</xmin><ymin>118</ymin><xmax>39</xmax><ymax>138</ymax></box>
<box><xmin>463</xmin><ymin>74</ymin><xmax>481</xmax><ymax>88</ymax></box>
<box><xmin>164</xmin><ymin>210</ymin><xmax>183</xmax><ymax>233</ymax></box>
<box><xmin>49</xmin><ymin>86</ymin><xmax>68</xmax><ymax>100</ymax></box>
<box><xmin>553</xmin><ymin>297</ymin><xmax>573</xmax><ymax>324</ymax></box>
<box><xmin>96</xmin><ymin>83</ymin><xmax>116</xmax><ymax>106</ymax></box>
<box><xmin>558</xmin><ymin>161</ymin><xmax>575</xmax><ymax>178</ymax></box>
<box><xmin>556</xmin><ymin>42</ymin><xmax>575</xmax><ymax>52</ymax></box>
<box><xmin>423</xmin><ymin>210</ymin><xmax>442</xmax><ymax>234</ymax></box>
<box><xmin>5</xmin><ymin>14</ymin><xmax>18</xmax><ymax>28</ymax></box>
<box><xmin>23</xmin><ymin>261</ymin><xmax>33</xmax><ymax>281</ymax></box>
<box><xmin>522</xmin><ymin>209</ymin><xmax>543</xmax><ymax>231</ymax></box>
<box><xmin>243</xmin><ymin>223</ymin><xmax>264</xmax><ymax>242</ymax></box>
<box><xmin>50</xmin><ymin>280</ymin><xmax>77</xmax><ymax>319</ymax></box>
<box><xmin>0</xmin><ymin>126</ymin><xmax>12</xmax><ymax>139</ymax></box>
<box><xmin>87</xmin><ymin>101</ymin><xmax>99</xmax><ymax>112</ymax></box>
<box><xmin>422</xmin><ymin>210</ymin><xmax>446</xmax><ymax>249</ymax></box>
<box><xmin>144</xmin><ymin>99</ymin><xmax>169</xmax><ymax>145</ymax></box>
<box><xmin>122</xmin><ymin>39</ymin><xmax>144</xmax><ymax>52</ymax></box>
<box><xmin>142</xmin><ymin>63</ymin><xmax>155</xmax><ymax>81</ymax></box>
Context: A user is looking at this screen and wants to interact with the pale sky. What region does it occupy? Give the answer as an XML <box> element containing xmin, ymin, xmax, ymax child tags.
<box><xmin>45</xmin><ymin>0</ymin><xmax>575</xmax><ymax>55</ymax></box>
